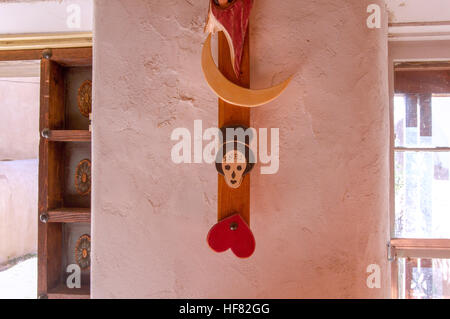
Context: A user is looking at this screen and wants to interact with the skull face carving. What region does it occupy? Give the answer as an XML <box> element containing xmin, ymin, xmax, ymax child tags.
<box><xmin>215</xmin><ymin>125</ymin><xmax>255</xmax><ymax>189</ymax></box>
<box><xmin>222</xmin><ymin>150</ymin><xmax>247</xmax><ymax>188</ymax></box>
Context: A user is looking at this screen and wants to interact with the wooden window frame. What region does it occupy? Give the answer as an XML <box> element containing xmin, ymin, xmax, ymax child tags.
<box><xmin>389</xmin><ymin>39</ymin><xmax>450</xmax><ymax>299</ymax></box>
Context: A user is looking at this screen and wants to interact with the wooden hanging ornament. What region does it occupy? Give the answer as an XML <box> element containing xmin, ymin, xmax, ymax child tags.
<box><xmin>202</xmin><ymin>0</ymin><xmax>291</xmax><ymax>107</ymax></box>
<box><xmin>75</xmin><ymin>159</ymin><xmax>91</xmax><ymax>196</ymax></box>
<box><xmin>202</xmin><ymin>0</ymin><xmax>291</xmax><ymax>258</ymax></box>
<box><xmin>75</xmin><ymin>234</ymin><xmax>91</xmax><ymax>270</ymax></box>
<box><xmin>207</xmin><ymin>214</ymin><xmax>255</xmax><ymax>258</ymax></box>
<box><xmin>77</xmin><ymin>80</ymin><xmax>92</xmax><ymax>118</ymax></box>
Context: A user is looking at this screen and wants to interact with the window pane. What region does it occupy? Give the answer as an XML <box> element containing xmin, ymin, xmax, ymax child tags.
<box><xmin>398</xmin><ymin>257</ymin><xmax>450</xmax><ymax>299</ymax></box>
<box><xmin>395</xmin><ymin>151</ymin><xmax>450</xmax><ymax>238</ymax></box>
<box><xmin>394</xmin><ymin>95</ymin><xmax>450</xmax><ymax>148</ymax></box>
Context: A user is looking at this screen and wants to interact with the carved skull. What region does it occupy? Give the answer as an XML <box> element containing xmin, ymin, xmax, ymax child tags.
<box><xmin>222</xmin><ymin>150</ymin><xmax>247</xmax><ymax>188</ymax></box>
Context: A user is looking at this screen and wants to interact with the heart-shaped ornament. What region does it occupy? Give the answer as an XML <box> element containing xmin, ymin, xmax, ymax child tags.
<box><xmin>207</xmin><ymin>213</ymin><xmax>255</xmax><ymax>258</ymax></box>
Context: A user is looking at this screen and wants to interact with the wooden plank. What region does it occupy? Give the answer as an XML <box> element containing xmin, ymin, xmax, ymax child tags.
<box><xmin>395</xmin><ymin>70</ymin><xmax>450</xmax><ymax>94</ymax></box>
<box><xmin>391</xmin><ymin>239</ymin><xmax>450</xmax><ymax>259</ymax></box>
<box><xmin>44</xmin><ymin>130</ymin><xmax>91</xmax><ymax>142</ymax></box>
<box><xmin>391</xmin><ymin>238</ymin><xmax>450</xmax><ymax>249</ymax></box>
<box><xmin>395</xmin><ymin>61</ymin><xmax>450</xmax><ymax>71</ymax></box>
<box><xmin>0</xmin><ymin>32</ymin><xmax>92</xmax><ymax>51</ymax></box>
<box><xmin>47</xmin><ymin>284</ymin><xmax>90</xmax><ymax>299</ymax></box>
<box><xmin>47</xmin><ymin>208</ymin><xmax>91</xmax><ymax>223</ymax></box>
<box><xmin>38</xmin><ymin>58</ymin><xmax>65</xmax><ymax>297</ymax></box>
<box><xmin>217</xmin><ymin>29</ymin><xmax>251</xmax><ymax>224</ymax></box>
<box><xmin>0</xmin><ymin>47</ymin><xmax>92</xmax><ymax>66</ymax></box>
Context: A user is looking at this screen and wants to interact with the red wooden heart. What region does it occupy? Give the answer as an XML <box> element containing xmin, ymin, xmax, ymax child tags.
<box><xmin>207</xmin><ymin>213</ymin><xmax>255</xmax><ymax>258</ymax></box>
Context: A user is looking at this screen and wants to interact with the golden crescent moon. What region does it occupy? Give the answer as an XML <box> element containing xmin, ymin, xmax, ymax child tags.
<box><xmin>201</xmin><ymin>34</ymin><xmax>292</xmax><ymax>108</ymax></box>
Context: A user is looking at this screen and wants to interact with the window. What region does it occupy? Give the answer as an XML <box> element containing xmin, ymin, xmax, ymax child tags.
<box><xmin>392</xmin><ymin>64</ymin><xmax>450</xmax><ymax>299</ymax></box>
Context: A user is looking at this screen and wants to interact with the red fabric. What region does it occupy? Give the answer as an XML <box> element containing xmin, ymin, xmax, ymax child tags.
<box><xmin>207</xmin><ymin>213</ymin><xmax>255</xmax><ymax>258</ymax></box>
<box><xmin>210</xmin><ymin>0</ymin><xmax>253</xmax><ymax>78</ymax></box>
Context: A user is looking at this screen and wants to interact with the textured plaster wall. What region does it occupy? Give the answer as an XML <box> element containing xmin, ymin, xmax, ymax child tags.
<box><xmin>0</xmin><ymin>160</ymin><xmax>38</xmax><ymax>265</ymax></box>
<box><xmin>0</xmin><ymin>77</ymin><xmax>40</xmax><ymax>161</ymax></box>
<box><xmin>92</xmin><ymin>0</ymin><xmax>390</xmax><ymax>298</ymax></box>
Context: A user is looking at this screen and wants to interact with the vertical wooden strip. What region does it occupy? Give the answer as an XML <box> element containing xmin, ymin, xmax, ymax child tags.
<box><xmin>419</xmin><ymin>94</ymin><xmax>432</xmax><ymax>137</ymax></box>
<box><xmin>38</xmin><ymin>58</ymin><xmax>65</xmax><ymax>296</ymax></box>
<box><xmin>217</xmin><ymin>28</ymin><xmax>251</xmax><ymax>224</ymax></box>
<box><xmin>38</xmin><ymin>58</ymin><xmax>49</xmax><ymax>296</ymax></box>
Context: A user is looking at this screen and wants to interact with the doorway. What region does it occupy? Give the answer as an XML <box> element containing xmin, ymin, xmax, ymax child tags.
<box><xmin>0</xmin><ymin>60</ymin><xmax>40</xmax><ymax>299</ymax></box>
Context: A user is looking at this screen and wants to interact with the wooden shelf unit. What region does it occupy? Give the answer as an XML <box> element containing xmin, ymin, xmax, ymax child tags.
<box><xmin>42</xmin><ymin>129</ymin><xmax>91</xmax><ymax>142</ymax></box>
<box><xmin>38</xmin><ymin>47</ymin><xmax>92</xmax><ymax>299</ymax></box>
<box><xmin>47</xmin><ymin>283</ymin><xmax>90</xmax><ymax>299</ymax></box>
<box><xmin>46</xmin><ymin>208</ymin><xmax>91</xmax><ymax>223</ymax></box>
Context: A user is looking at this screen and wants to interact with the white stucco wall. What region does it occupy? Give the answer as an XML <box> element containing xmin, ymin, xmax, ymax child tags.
<box><xmin>0</xmin><ymin>160</ymin><xmax>38</xmax><ymax>265</ymax></box>
<box><xmin>92</xmin><ymin>0</ymin><xmax>390</xmax><ymax>298</ymax></box>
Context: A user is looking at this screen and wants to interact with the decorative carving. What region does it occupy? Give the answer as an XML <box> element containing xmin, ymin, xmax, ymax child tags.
<box><xmin>215</xmin><ymin>125</ymin><xmax>255</xmax><ymax>189</ymax></box>
<box><xmin>201</xmin><ymin>34</ymin><xmax>292</xmax><ymax>107</ymax></box>
<box><xmin>75</xmin><ymin>234</ymin><xmax>91</xmax><ymax>270</ymax></box>
<box><xmin>205</xmin><ymin>0</ymin><xmax>253</xmax><ymax>78</ymax></box>
<box><xmin>77</xmin><ymin>80</ymin><xmax>92</xmax><ymax>118</ymax></box>
<box><xmin>75</xmin><ymin>159</ymin><xmax>91</xmax><ymax>196</ymax></box>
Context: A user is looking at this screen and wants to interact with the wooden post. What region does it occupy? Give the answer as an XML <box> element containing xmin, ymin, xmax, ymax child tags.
<box><xmin>217</xmin><ymin>28</ymin><xmax>251</xmax><ymax>225</ymax></box>
<box><xmin>38</xmin><ymin>58</ymin><xmax>64</xmax><ymax>297</ymax></box>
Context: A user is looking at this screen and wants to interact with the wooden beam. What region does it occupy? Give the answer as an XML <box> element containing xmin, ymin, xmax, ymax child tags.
<box><xmin>47</xmin><ymin>208</ymin><xmax>91</xmax><ymax>223</ymax></box>
<box><xmin>391</xmin><ymin>238</ymin><xmax>450</xmax><ymax>249</ymax></box>
<box><xmin>0</xmin><ymin>32</ymin><xmax>92</xmax><ymax>51</ymax></box>
<box><xmin>47</xmin><ymin>283</ymin><xmax>90</xmax><ymax>299</ymax></box>
<box><xmin>217</xmin><ymin>28</ymin><xmax>251</xmax><ymax>224</ymax></box>
<box><xmin>43</xmin><ymin>130</ymin><xmax>91</xmax><ymax>142</ymax></box>
<box><xmin>0</xmin><ymin>47</ymin><xmax>92</xmax><ymax>67</ymax></box>
<box><xmin>395</xmin><ymin>70</ymin><xmax>450</xmax><ymax>94</ymax></box>
<box><xmin>391</xmin><ymin>238</ymin><xmax>450</xmax><ymax>259</ymax></box>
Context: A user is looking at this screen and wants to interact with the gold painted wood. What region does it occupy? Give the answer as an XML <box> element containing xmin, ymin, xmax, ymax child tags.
<box><xmin>202</xmin><ymin>34</ymin><xmax>291</xmax><ymax>108</ymax></box>
<box><xmin>218</xmin><ymin>30</ymin><xmax>251</xmax><ymax>225</ymax></box>
<box><xmin>0</xmin><ymin>32</ymin><xmax>92</xmax><ymax>51</ymax></box>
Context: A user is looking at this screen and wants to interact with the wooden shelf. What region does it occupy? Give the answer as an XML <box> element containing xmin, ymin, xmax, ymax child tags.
<box><xmin>38</xmin><ymin>48</ymin><xmax>92</xmax><ymax>299</ymax></box>
<box><xmin>47</xmin><ymin>208</ymin><xmax>91</xmax><ymax>223</ymax></box>
<box><xmin>43</xmin><ymin>129</ymin><xmax>91</xmax><ymax>142</ymax></box>
<box><xmin>47</xmin><ymin>283</ymin><xmax>90</xmax><ymax>299</ymax></box>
